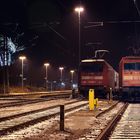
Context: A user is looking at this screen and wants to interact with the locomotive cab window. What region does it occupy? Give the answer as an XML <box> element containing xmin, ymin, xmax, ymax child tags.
<box><xmin>124</xmin><ymin>63</ymin><xmax>140</xmax><ymax>70</ymax></box>
<box><xmin>80</xmin><ymin>63</ymin><xmax>103</xmax><ymax>72</ymax></box>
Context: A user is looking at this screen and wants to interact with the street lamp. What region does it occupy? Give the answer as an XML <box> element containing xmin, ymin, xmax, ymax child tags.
<box><xmin>19</xmin><ymin>56</ymin><xmax>26</xmax><ymax>90</ymax></box>
<box><xmin>44</xmin><ymin>63</ymin><xmax>50</xmax><ymax>90</ymax></box>
<box><xmin>59</xmin><ymin>67</ymin><xmax>64</xmax><ymax>82</ymax></box>
<box><xmin>75</xmin><ymin>6</ymin><xmax>84</xmax><ymax>65</ymax></box>
<box><xmin>70</xmin><ymin>70</ymin><xmax>75</xmax><ymax>84</ymax></box>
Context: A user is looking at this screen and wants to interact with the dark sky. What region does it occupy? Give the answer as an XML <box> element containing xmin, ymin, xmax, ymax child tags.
<box><xmin>0</xmin><ymin>0</ymin><xmax>140</xmax><ymax>71</ymax></box>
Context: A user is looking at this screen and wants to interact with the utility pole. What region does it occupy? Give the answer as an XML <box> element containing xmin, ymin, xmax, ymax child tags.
<box><xmin>3</xmin><ymin>35</ymin><xmax>9</xmax><ymax>94</ymax></box>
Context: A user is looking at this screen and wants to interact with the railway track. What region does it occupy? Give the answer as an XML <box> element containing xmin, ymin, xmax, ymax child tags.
<box><xmin>96</xmin><ymin>102</ymin><xmax>128</xmax><ymax>140</ymax></box>
<box><xmin>109</xmin><ymin>103</ymin><xmax>140</xmax><ymax>139</ymax></box>
<box><xmin>0</xmin><ymin>91</ymin><xmax>71</xmax><ymax>108</ymax></box>
<box><xmin>77</xmin><ymin>102</ymin><xmax>140</xmax><ymax>140</ymax></box>
<box><xmin>0</xmin><ymin>90</ymin><xmax>72</xmax><ymax>98</ymax></box>
<box><xmin>0</xmin><ymin>100</ymin><xmax>80</xmax><ymax>122</ymax></box>
<box><xmin>77</xmin><ymin>102</ymin><xmax>126</xmax><ymax>140</ymax></box>
<box><xmin>0</xmin><ymin>100</ymin><xmax>88</xmax><ymax>137</ymax></box>
<box><xmin>94</xmin><ymin>103</ymin><xmax>140</xmax><ymax>140</ymax></box>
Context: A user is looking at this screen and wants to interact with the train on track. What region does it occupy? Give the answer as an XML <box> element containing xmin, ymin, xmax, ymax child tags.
<box><xmin>119</xmin><ymin>56</ymin><xmax>140</xmax><ymax>100</ymax></box>
<box><xmin>78</xmin><ymin>56</ymin><xmax>140</xmax><ymax>101</ymax></box>
<box><xmin>78</xmin><ymin>58</ymin><xmax>119</xmax><ymax>98</ymax></box>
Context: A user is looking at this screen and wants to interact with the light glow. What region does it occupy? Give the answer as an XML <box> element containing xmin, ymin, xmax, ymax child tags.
<box><xmin>59</xmin><ymin>67</ymin><xmax>64</xmax><ymax>70</ymax></box>
<box><xmin>19</xmin><ymin>56</ymin><xmax>26</xmax><ymax>60</ymax></box>
<box><xmin>44</xmin><ymin>63</ymin><xmax>50</xmax><ymax>67</ymax></box>
<box><xmin>70</xmin><ymin>70</ymin><xmax>74</xmax><ymax>73</ymax></box>
<box><xmin>75</xmin><ymin>7</ymin><xmax>84</xmax><ymax>12</ymax></box>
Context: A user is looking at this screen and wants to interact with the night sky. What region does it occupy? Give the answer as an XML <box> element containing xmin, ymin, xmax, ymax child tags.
<box><xmin>0</xmin><ymin>0</ymin><xmax>140</xmax><ymax>84</ymax></box>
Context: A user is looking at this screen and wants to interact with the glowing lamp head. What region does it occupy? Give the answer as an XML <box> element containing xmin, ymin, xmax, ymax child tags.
<box><xmin>70</xmin><ymin>70</ymin><xmax>74</xmax><ymax>73</ymax></box>
<box><xmin>44</xmin><ymin>63</ymin><xmax>50</xmax><ymax>67</ymax></box>
<box><xmin>59</xmin><ymin>67</ymin><xmax>64</xmax><ymax>71</ymax></box>
<box><xmin>19</xmin><ymin>56</ymin><xmax>26</xmax><ymax>60</ymax></box>
<box><xmin>75</xmin><ymin>6</ymin><xmax>84</xmax><ymax>13</ymax></box>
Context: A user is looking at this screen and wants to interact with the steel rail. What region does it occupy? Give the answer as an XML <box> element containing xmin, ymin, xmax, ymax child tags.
<box><xmin>0</xmin><ymin>93</ymin><xmax>71</xmax><ymax>108</ymax></box>
<box><xmin>0</xmin><ymin>100</ymin><xmax>81</xmax><ymax>122</ymax></box>
<box><xmin>0</xmin><ymin>101</ymin><xmax>88</xmax><ymax>136</ymax></box>
<box><xmin>96</xmin><ymin>102</ymin><xmax>128</xmax><ymax>140</ymax></box>
<box><xmin>0</xmin><ymin>90</ymin><xmax>72</xmax><ymax>98</ymax></box>
<box><xmin>96</xmin><ymin>101</ymin><xmax>119</xmax><ymax>118</ymax></box>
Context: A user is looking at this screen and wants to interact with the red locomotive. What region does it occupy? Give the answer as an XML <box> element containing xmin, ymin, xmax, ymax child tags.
<box><xmin>79</xmin><ymin>59</ymin><xmax>119</xmax><ymax>98</ymax></box>
<box><xmin>119</xmin><ymin>56</ymin><xmax>140</xmax><ymax>100</ymax></box>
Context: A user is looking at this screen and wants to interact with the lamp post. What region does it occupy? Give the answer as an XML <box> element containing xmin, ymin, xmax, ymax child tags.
<box><xmin>75</xmin><ymin>6</ymin><xmax>84</xmax><ymax>65</ymax></box>
<box><xmin>44</xmin><ymin>63</ymin><xmax>50</xmax><ymax>90</ymax></box>
<box><xmin>70</xmin><ymin>70</ymin><xmax>74</xmax><ymax>84</ymax></box>
<box><xmin>59</xmin><ymin>67</ymin><xmax>64</xmax><ymax>82</ymax></box>
<box><xmin>70</xmin><ymin>70</ymin><xmax>75</xmax><ymax>89</ymax></box>
<box><xmin>19</xmin><ymin>56</ymin><xmax>26</xmax><ymax>90</ymax></box>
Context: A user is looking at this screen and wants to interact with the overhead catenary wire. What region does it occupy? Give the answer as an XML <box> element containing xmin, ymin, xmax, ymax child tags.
<box><xmin>30</xmin><ymin>22</ymin><xmax>66</xmax><ymax>41</ymax></box>
<box><xmin>133</xmin><ymin>0</ymin><xmax>140</xmax><ymax>17</ymax></box>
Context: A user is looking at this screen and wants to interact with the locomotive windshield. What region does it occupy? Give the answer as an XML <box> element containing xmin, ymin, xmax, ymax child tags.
<box><xmin>80</xmin><ymin>63</ymin><xmax>103</xmax><ymax>72</ymax></box>
<box><xmin>124</xmin><ymin>63</ymin><xmax>140</xmax><ymax>70</ymax></box>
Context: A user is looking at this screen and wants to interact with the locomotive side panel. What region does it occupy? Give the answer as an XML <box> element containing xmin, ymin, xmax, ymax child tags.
<box><xmin>103</xmin><ymin>62</ymin><xmax>117</xmax><ymax>91</ymax></box>
<box><xmin>115</xmin><ymin>72</ymin><xmax>119</xmax><ymax>91</ymax></box>
<box><xmin>119</xmin><ymin>59</ymin><xmax>123</xmax><ymax>88</ymax></box>
<box><xmin>120</xmin><ymin>57</ymin><xmax>140</xmax><ymax>88</ymax></box>
<box><xmin>119</xmin><ymin>56</ymin><xmax>140</xmax><ymax>100</ymax></box>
